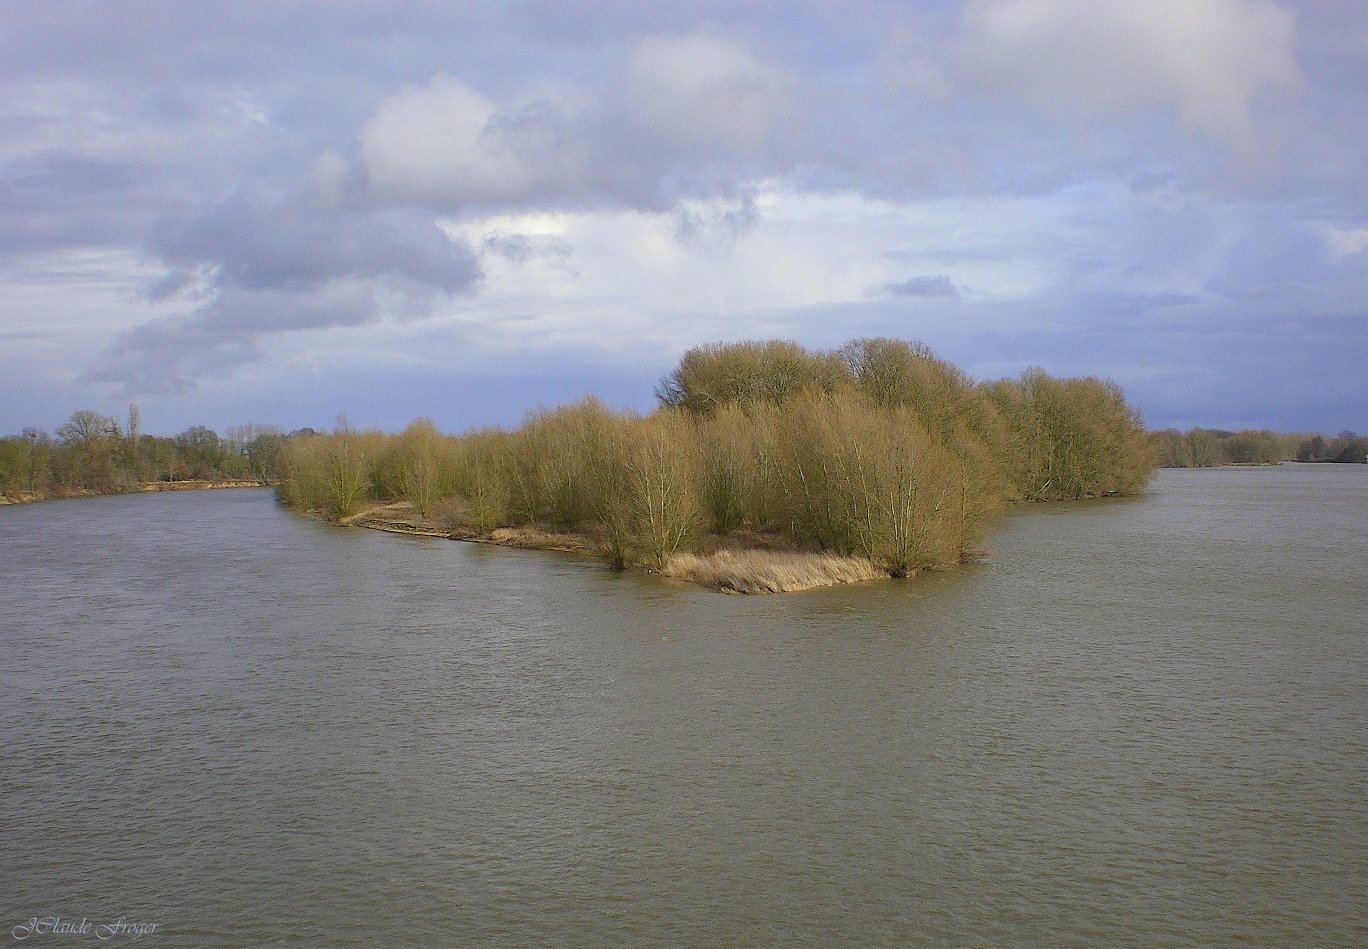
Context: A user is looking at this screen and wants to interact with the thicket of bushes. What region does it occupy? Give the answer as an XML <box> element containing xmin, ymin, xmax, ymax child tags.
<box><xmin>278</xmin><ymin>338</ymin><xmax>1157</xmax><ymax>576</ymax></box>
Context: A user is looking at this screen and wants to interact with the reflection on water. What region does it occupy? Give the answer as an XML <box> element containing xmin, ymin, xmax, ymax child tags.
<box><xmin>2</xmin><ymin>468</ymin><xmax>1365</xmax><ymax>947</ymax></box>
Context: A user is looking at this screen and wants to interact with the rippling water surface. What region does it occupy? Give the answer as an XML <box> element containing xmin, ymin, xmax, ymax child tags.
<box><xmin>2</xmin><ymin>466</ymin><xmax>1365</xmax><ymax>946</ymax></box>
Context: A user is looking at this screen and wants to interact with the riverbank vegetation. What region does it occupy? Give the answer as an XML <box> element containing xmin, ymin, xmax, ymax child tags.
<box><xmin>1149</xmin><ymin>428</ymin><xmax>1297</xmax><ymax>467</ymax></box>
<box><xmin>1149</xmin><ymin>427</ymin><xmax>1368</xmax><ymax>467</ymax></box>
<box><xmin>276</xmin><ymin>338</ymin><xmax>1157</xmax><ymax>590</ymax></box>
<box><xmin>0</xmin><ymin>406</ymin><xmax>291</xmax><ymax>502</ymax></box>
<box><xmin>1293</xmin><ymin>431</ymin><xmax>1368</xmax><ymax>464</ymax></box>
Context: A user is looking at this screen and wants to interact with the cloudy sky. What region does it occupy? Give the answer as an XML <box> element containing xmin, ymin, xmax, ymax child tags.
<box><xmin>3</xmin><ymin>0</ymin><xmax>1365</xmax><ymax>436</ymax></box>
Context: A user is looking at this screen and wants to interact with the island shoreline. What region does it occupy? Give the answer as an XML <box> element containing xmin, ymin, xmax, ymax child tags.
<box><xmin>336</xmin><ymin>500</ymin><xmax>935</xmax><ymax>594</ymax></box>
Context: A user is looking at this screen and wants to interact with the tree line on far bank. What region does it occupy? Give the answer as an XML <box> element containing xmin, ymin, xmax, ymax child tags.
<box><xmin>276</xmin><ymin>338</ymin><xmax>1157</xmax><ymax>577</ymax></box>
<box><xmin>1149</xmin><ymin>427</ymin><xmax>1368</xmax><ymax>467</ymax></box>
<box><xmin>0</xmin><ymin>406</ymin><xmax>296</xmax><ymax>498</ymax></box>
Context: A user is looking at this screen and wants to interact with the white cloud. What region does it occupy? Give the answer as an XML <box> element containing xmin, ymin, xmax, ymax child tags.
<box><xmin>434</xmin><ymin>187</ymin><xmax>1067</xmax><ymax>368</ymax></box>
<box><xmin>352</xmin><ymin>32</ymin><xmax>804</xmax><ymax>212</ymax></box>
<box><xmin>956</xmin><ymin>0</ymin><xmax>1302</xmax><ymax>146</ymax></box>
<box><xmin>1323</xmin><ymin>224</ymin><xmax>1368</xmax><ymax>259</ymax></box>
<box><xmin>359</xmin><ymin>75</ymin><xmax>546</xmax><ymax>204</ymax></box>
<box><xmin>618</xmin><ymin>33</ymin><xmax>801</xmax><ymax>152</ymax></box>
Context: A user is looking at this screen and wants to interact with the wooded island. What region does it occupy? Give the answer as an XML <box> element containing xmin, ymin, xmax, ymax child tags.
<box><xmin>277</xmin><ymin>338</ymin><xmax>1155</xmax><ymax>591</ymax></box>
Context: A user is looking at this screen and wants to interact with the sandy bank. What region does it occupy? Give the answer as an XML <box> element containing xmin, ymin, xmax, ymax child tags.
<box><xmin>136</xmin><ymin>479</ymin><xmax>266</xmax><ymax>492</ymax></box>
<box><xmin>661</xmin><ymin>549</ymin><xmax>885</xmax><ymax>594</ymax></box>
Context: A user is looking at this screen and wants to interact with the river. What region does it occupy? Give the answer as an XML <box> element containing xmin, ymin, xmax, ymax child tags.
<box><xmin>2</xmin><ymin>465</ymin><xmax>1364</xmax><ymax>946</ymax></box>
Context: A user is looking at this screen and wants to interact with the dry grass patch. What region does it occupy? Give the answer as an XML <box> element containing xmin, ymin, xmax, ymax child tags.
<box><xmin>693</xmin><ymin>527</ymin><xmax>801</xmax><ymax>554</ymax></box>
<box><xmin>337</xmin><ymin>500</ymin><xmax>413</xmax><ymax>525</ymax></box>
<box><xmin>662</xmin><ymin>549</ymin><xmax>887</xmax><ymax>594</ymax></box>
<box><xmin>487</xmin><ymin>525</ymin><xmax>592</xmax><ymax>552</ymax></box>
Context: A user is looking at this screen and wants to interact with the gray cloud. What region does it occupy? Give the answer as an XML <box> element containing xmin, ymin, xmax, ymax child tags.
<box><xmin>481</xmin><ymin>232</ymin><xmax>574</xmax><ymax>267</ymax></box>
<box><xmin>482</xmin><ymin>233</ymin><xmax>538</xmax><ymax>264</ymax></box>
<box><xmin>150</xmin><ymin>191</ymin><xmax>481</xmax><ymax>295</ymax></box>
<box><xmin>886</xmin><ymin>274</ymin><xmax>961</xmax><ymax>298</ymax></box>
<box><xmin>673</xmin><ymin>195</ymin><xmax>761</xmax><ymax>247</ymax></box>
<box><xmin>83</xmin><ymin>283</ymin><xmax>385</xmax><ymax>395</ymax></box>
<box><xmin>82</xmin><ymin>312</ymin><xmax>264</xmax><ymax>396</ymax></box>
<box><xmin>86</xmin><ymin>189</ymin><xmax>483</xmax><ymax>393</ymax></box>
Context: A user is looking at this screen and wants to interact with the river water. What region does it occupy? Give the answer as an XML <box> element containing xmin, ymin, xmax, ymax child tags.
<box><xmin>2</xmin><ymin>466</ymin><xmax>1364</xmax><ymax>947</ymax></box>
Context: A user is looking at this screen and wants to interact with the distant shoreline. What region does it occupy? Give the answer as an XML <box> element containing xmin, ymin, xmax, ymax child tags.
<box><xmin>0</xmin><ymin>480</ymin><xmax>269</xmax><ymax>506</ymax></box>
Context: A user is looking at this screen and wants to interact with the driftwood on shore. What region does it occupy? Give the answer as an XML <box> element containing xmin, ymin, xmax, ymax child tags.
<box><xmin>335</xmin><ymin>501</ymin><xmax>893</xmax><ymax>594</ymax></box>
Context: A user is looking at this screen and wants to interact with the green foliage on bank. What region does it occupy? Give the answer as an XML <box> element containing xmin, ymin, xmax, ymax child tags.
<box><xmin>277</xmin><ymin>338</ymin><xmax>1159</xmax><ymax>575</ymax></box>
